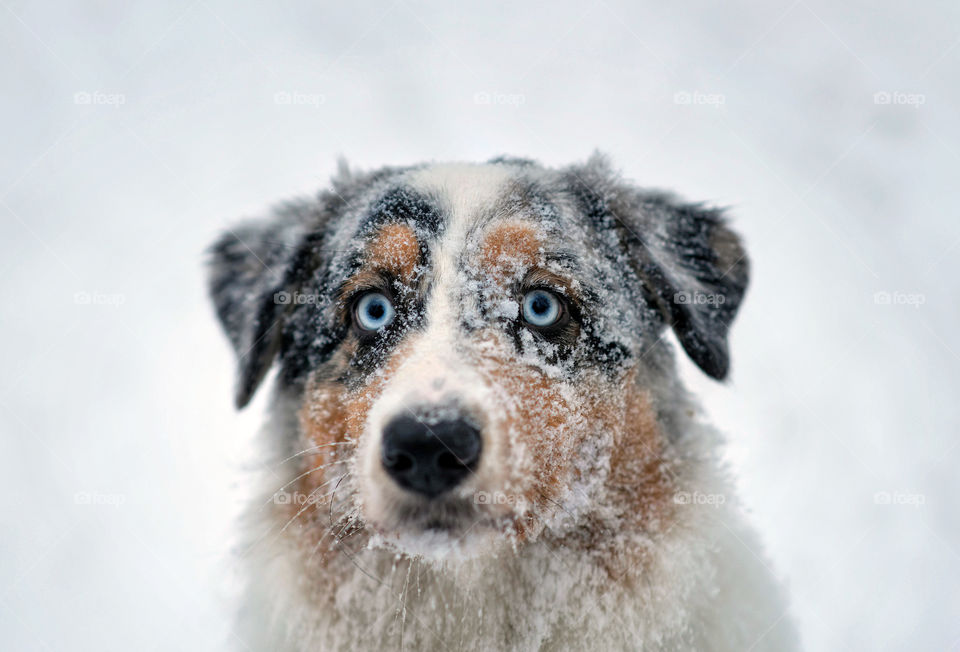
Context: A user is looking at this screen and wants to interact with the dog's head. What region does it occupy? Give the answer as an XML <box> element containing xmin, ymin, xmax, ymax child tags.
<box><xmin>209</xmin><ymin>155</ymin><xmax>748</xmax><ymax>560</ymax></box>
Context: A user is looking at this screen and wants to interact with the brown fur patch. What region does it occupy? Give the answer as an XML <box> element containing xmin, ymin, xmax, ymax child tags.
<box><xmin>500</xmin><ymin>369</ymin><xmax>573</xmax><ymax>542</ymax></box>
<box><xmin>582</xmin><ymin>382</ymin><xmax>676</xmax><ymax>581</ymax></box>
<box><xmin>469</xmin><ymin>327</ymin><xmax>590</xmax><ymax>542</ymax></box>
<box><xmin>285</xmin><ymin>380</ymin><xmax>354</xmax><ymax>569</ymax></box>
<box><xmin>607</xmin><ymin>386</ymin><xmax>674</xmax><ymax>531</ymax></box>
<box><xmin>367</xmin><ymin>222</ymin><xmax>420</xmax><ymax>280</ymax></box>
<box><xmin>286</xmin><ymin>339</ymin><xmax>420</xmax><ymax>569</ymax></box>
<box><xmin>479</xmin><ymin>345</ymin><xmax>674</xmax><ymax>574</ymax></box>
<box><xmin>339</xmin><ymin>223</ymin><xmax>421</xmax><ymax>305</ymax></box>
<box><xmin>478</xmin><ymin>221</ymin><xmax>542</xmax><ymax>280</ymax></box>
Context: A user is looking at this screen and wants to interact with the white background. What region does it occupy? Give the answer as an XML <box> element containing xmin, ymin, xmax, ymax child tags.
<box><xmin>2</xmin><ymin>1</ymin><xmax>958</xmax><ymax>650</ymax></box>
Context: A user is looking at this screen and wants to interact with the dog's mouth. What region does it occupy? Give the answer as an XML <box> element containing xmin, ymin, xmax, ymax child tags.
<box><xmin>382</xmin><ymin>495</ymin><xmax>482</xmax><ymax>533</ymax></box>
<box><xmin>368</xmin><ymin>494</ymin><xmax>511</xmax><ymax>559</ymax></box>
<box><xmin>422</xmin><ymin>516</ymin><xmax>462</xmax><ymax>531</ymax></box>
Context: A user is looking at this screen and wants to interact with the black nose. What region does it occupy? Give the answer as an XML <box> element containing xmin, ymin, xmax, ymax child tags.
<box><xmin>380</xmin><ymin>415</ymin><xmax>482</xmax><ymax>498</ymax></box>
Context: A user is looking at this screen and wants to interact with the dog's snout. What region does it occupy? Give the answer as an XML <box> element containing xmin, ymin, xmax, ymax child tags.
<box><xmin>380</xmin><ymin>415</ymin><xmax>482</xmax><ymax>498</ymax></box>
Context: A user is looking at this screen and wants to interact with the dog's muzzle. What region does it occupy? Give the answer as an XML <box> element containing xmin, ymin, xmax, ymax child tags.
<box><xmin>380</xmin><ymin>412</ymin><xmax>482</xmax><ymax>499</ymax></box>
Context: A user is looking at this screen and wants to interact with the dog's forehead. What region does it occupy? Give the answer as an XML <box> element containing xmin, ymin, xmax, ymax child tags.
<box><xmin>406</xmin><ymin>163</ymin><xmax>516</xmax><ymax>229</ymax></box>
<box><xmin>361</xmin><ymin>162</ymin><xmax>571</xmax><ymax>255</ymax></box>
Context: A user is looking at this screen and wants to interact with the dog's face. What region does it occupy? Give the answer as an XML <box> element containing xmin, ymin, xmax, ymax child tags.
<box><xmin>209</xmin><ymin>155</ymin><xmax>748</xmax><ymax>560</ymax></box>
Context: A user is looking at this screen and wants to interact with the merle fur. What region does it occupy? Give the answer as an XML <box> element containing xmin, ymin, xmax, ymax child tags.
<box><xmin>208</xmin><ymin>155</ymin><xmax>749</xmax><ymax>408</ymax></box>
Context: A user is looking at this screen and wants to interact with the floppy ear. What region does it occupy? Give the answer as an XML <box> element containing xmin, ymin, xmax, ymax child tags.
<box><xmin>207</xmin><ymin>201</ymin><xmax>325</xmax><ymax>408</ymax></box>
<box><xmin>624</xmin><ymin>195</ymin><xmax>749</xmax><ymax>380</ymax></box>
<box><xmin>565</xmin><ymin>155</ymin><xmax>749</xmax><ymax>380</ymax></box>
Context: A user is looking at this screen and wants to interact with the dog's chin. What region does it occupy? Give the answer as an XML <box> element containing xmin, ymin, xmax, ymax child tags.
<box><xmin>366</xmin><ymin>498</ymin><xmax>512</xmax><ymax>562</ymax></box>
<box><xmin>376</xmin><ymin>522</ymin><xmax>498</xmax><ymax>562</ymax></box>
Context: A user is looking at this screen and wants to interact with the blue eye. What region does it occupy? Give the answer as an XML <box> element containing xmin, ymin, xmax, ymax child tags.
<box><xmin>355</xmin><ymin>292</ymin><xmax>396</xmax><ymax>332</ymax></box>
<box><xmin>521</xmin><ymin>289</ymin><xmax>562</xmax><ymax>328</ymax></box>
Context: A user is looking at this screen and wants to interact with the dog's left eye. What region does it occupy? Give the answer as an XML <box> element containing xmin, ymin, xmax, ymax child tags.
<box><xmin>521</xmin><ymin>289</ymin><xmax>563</xmax><ymax>328</ymax></box>
<box><xmin>354</xmin><ymin>292</ymin><xmax>396</xmax><ymax>332</ymax></box>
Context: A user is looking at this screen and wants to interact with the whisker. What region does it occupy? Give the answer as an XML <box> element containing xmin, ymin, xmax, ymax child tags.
<box><xmin>306</xmin><ymin>508</ymin><xmax>360</xmax><ymax>563</ymax></box>
<box><xmin>276</xmin><ymin>441</ymin><xmax>354</xmax><ymax>467</ymax></box>
<box><xmin>328</xmin><ymin>473</ymin><xmax>351</xmax><ymax>527</ymax></box>
<box><xmin>336</xmin><ymin>537</ymin><xmax>388</xmax><ymax>587</ymax></box>
<box><xmin>321</xmin><ymin>476</ymin><xmax>393</xmax><ymax>588</ymax></box>
<box><xmin>397</xmin><ymin>556</ymin><xmax>414</xmax><ymax>650</ymax></box>
<box><xmin>276</xmin><ymin>473</ymin><xmax>349</xmax><ymax>534</ymax></box>
<box><xmin>258</xmin><ymin>459</ymin><xmax>349</xmax><ymax>510</ymax></box>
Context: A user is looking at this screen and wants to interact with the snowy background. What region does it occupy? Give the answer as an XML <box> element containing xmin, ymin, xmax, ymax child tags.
<box><xmin>2</xmin><ymin>1</ymin><xmax>958</xmax><ymax>650</ymax></box>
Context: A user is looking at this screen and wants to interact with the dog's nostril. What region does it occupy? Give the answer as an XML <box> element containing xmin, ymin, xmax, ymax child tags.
<box><xmin>384</xmin><ymin>451</ymin><xmax>415</xmax><ymax>472</ymax></box>
<box><xmin>380</xmin><ymin>414</ymin><xmax>482</xmax><ymax>499</ymax></box>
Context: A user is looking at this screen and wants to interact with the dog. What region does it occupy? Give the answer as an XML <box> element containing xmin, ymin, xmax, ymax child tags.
<box><xmin>208</xmin><ymin>154</ymin><xmax>797</xmax><ymax>651</ymax></box>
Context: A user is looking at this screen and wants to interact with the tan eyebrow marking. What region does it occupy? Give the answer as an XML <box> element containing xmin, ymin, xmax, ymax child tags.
<box><xmin>478</xmin><ymin>221</ymin><xmax>542</xmax><ymax>280</ymax></box>
<box><xmin>339</xmin><ymin>223</ymin><xmax>421</xmax><ymax>304</ymax></box>
<box><xmin>367</xmin><ymin>223</ymin><xmax>420</xmax><ymax>281</ymax></box>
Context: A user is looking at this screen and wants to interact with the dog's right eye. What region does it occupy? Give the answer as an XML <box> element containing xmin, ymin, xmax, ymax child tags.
<box><xmin>354</xmin><ymin>292</ymin><xmax>396</xmax><ymax>332</ymax></box>
<box><xmin>521</xmin><ymin>289</ymin><xmax>565</xmax><ymax>329</ymax></box>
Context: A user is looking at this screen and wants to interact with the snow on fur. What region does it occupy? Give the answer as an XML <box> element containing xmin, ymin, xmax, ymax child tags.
<box><xmin>208</xmin><ymin>154</ymin><xmax>797</xmax><ymax>651</ymax></box>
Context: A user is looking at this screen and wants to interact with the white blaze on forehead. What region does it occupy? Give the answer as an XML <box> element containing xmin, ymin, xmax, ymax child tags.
<box><xmin>408</xmin><ymin>162</ymin><xmax>513</xmax><ymax>257</ymax></box>
<box><xmin>368</xmin><ymin>164</ymin><xmax>513</xmax><ymax>425</ymax></box>
<box><xmin>408</xmin><ymin>163</ymin><xmax>513</xmax><ymax>224</ymax></box>
<box><xmin>407</xmin><ymin>163</ymin><xmax>513</xmax><ymax>341</ymax></box>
